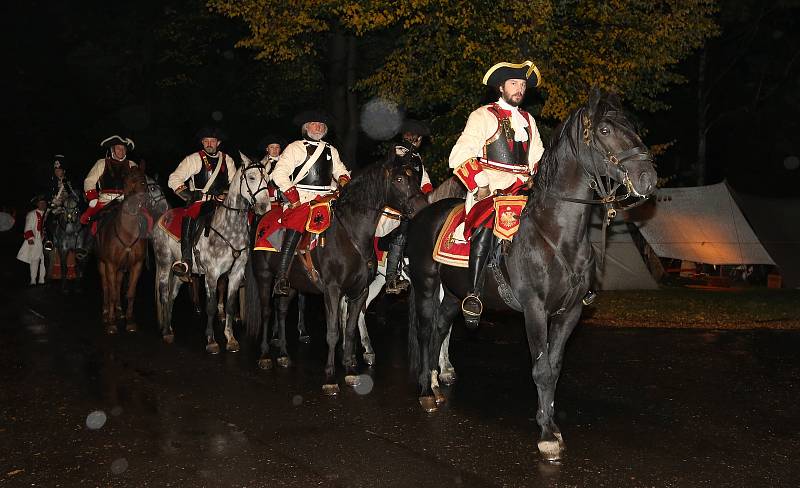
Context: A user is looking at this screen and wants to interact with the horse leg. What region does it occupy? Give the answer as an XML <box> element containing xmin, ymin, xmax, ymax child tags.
<box><xmin>98</xmin><ymin>261</ymin><xmax>114</xmax><ymax>332</ymax></box>
<box><xmin>359</xmin><ymin>274</ymin><xmax>385</xmax><ymax>366</ymax></box>
<box><xmin>217</xmin><ymin>275</ymin><xmax>226</xmax><ymax>325</ymax></box>
<box><xmin>438</xmin><ymin>325</ymin><xmax>456</xmax><ymax>385</ymax></box>
<box><xmin>274</xmin><ymin>291</ymin><xmax>294</xmax><ymax>367</ymax></box>
<box><xmin>156</xmin><ymin>264</ymin><xmax>177</xmax><ymax>342</ymax></box>
<box><xmin>124</xmin><ymin>261</ymin><xmax>143</xmax><ymax>333</ymax></box>
<box><xmin>322</xmin><ymin>285</ymin><xmax>342</xmax><ymax>395</ymax></box>
<box><xmin>344</xmin><ymin>290</ymin><xmax>369</xmax><ymax>387</ymax></box>
<box><xmin>524</xmin><ymin>303</ymin><xmax>576</xmax><ymax>462</ymax></box>
<box><xmin>191</xmin><ymin>275</ymin><xmax>202</xmax><ymax>316</ymax></box>
<box><xmin>204</xmin><ymin>274</ymin><xmax>220</xmax><ymax>354</ymax></box>
<box><xmin>223</xmin><ymin>267</ymin><xmax>245</xmax><ymax>353</ymax></box>
<box><xmin>256</xmin><ymin>273</ymin><xmax>275</xmax><ymax>370</ymax></box>
<box><xmin>297</xmin><ymin>293</ymin><xmax>310</xmax><ymax>343</ymax></box>
<box><xmin>429</xmin><ymin>291</ymin><xmax>461</xmax><ymax>405</ymax></box>
<box><xmin>413</xmin><ymin>281</ymin><xmax>441</xmax><ymax>412</ymax></box>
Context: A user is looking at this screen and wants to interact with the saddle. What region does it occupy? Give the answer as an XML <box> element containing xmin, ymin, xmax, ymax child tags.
<box><xmin>432</xmin><ymin>195</ymin><xmax>527</xmax><ymax>267</ymax></box>
<box><xmin>90</xmin><ymin>201</ymin><xmax>153</xmax><ymax>237</ymax></box>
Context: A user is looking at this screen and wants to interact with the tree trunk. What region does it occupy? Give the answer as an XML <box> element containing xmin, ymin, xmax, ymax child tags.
<box><xmin>328</xmin><ymin>31</ymin><xmax>359</xmax><ymax>166</ymax></box>
<box><xmin>695</xmin><ymin>48</ymin><xmax>708</xmax><ymax>186</ymax></box>
<box><xmin>344</xmin><ymin>35</ymin><xmax>359</xmax><ymax>166</ymax></box>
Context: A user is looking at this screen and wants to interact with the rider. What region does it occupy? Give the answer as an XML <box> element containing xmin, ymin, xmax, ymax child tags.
<box><xmin>381</xmin><ymin>118</ymin><xmax>434</xmax><ymax>294</ymax></box>
<box><xmin>43</xmin><ymin>155</ymin><xmax>79</xmax><ymax>251</ymax></box>
<box><xmin>259</xmin><ymin>134</ymin><xmax>284</xmax><ymax>211</ymax></box>
<box><xmin>167</xmin><ymin>127</ymin><xmax>236</xmax><ymax>277</ymax></box>
<box><xmin>449</xmin><ymin>61</ymin><xmax>546</xmax><ymax>326</ymax></box>
<box><xmin>270</xmin><ymin>110</ymin><xmax>350</xmax><ymax>295</ymax></box>
<box><xmin>81</xmin><ymin>135</ymin><xmax>137</xmax><ymax>224</ymax></box>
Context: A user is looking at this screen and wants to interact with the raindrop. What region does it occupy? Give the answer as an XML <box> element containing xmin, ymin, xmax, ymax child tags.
<box><xmin>360</xmin><ymin>97</ymin><xmax>403</xmax><ymax>141</ymax></box>
<box><xmin>110</xmin><ymin>458</ymin><xmax>128</xmax><ymax>474</ymax></box>
<box><xmin>783</xmin><ymin>155</ymin><xmax>799</xmax><ymax>171</ymax></box>
<box><xmin>211</xmin><ymin>111</ymin><xmax>224</xmax><ymax>121</ymax></box>
<box><xmin>86</xmin><ymin>410</ymin><xmax>107</xmax><ymax>430</ymax></box>
<box><xmin>353</xmin><ymin>374</ymin><xmax>374</xmax><ymax>395</ymax></box>
<box><xmin>223</xmin><ymin>50</ymin><xmax>235</xmax><ymax>60</ymax></box>
<box><xmin>111</xmin><ymin>406</ymin><xmax>123</xmax><ymax>417</ymax></box>
<box><xmin>292</xmin><ymin>394</ymin><xmax>303</xmax><ymax>406</ymax></box>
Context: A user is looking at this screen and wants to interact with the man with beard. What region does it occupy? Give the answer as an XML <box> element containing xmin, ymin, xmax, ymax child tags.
<box><xmin>168</xmin><ymin>127</ymin><xmax>236</xmax><ymax>277</ymax></box>
<box><xmin>81</xmin><ymin>136</ymin><xmax>137</xmax><ymax>224</ymax></box>
<box><xmin>270</xmin><ymin>111</ymin><xmax>350</xmax><ymax>295</ymax></box>
<box><xmin>449</xmin><ymin>61</ymin><xmax>546</xmax><ymax>326</ymax></box>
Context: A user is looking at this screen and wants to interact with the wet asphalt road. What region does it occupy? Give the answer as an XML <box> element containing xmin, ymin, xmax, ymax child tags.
<box><xmin>2</xmin><ymin>270</ymin><xmax>799</xmax><ymax>487</ymax></box>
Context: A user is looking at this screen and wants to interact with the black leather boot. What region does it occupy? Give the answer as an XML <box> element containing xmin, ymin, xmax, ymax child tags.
<box><xmin>172</xmin><ymin>217</ymin><xmax>195</xmax><ymax>277</ymax></box>
<box><xmin>461</xmin><ymin>226</ymin><xmax>494</xmax><ymax>329</ymax></box>
<box><xmin>384</xmin><ymin>224</ymin><xmax>408</xmax><ymax>294</ymax></box>
<box><xmin>273</xmin><ymin>230</ymin><xmax>302</xmax><ymax>295</ymax></box>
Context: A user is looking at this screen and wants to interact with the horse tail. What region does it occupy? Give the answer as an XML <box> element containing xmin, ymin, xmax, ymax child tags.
<box><xmin>407</xmin><ymin>281</ymin><xmax>421</xmax><ymax>378</ymax></box>
<box><xmin>245</xmin><ymin>252</ymin><xmax>262</xmax><ymax>338</ymax></box>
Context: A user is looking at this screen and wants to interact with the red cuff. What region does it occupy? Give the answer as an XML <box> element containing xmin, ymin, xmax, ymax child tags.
<box><xmin>284</xmin><ymin>186</ymin><xmax>300</xmax><ymax>204</ymax></box>
<box><xmin>85</xmin><ymin>189</ymin><xmax>98</xmax><ymax>201</ymax></box>
<box><xmin>421</xmin><ymin>183</ymin><xmax>433</xmax><ymax>194</ymax></box>
<box><xmin>24</xmin><ymin>230</ymin><xmax>34</xmax><ymax>239</ymax></box>
<box><xmin>454</xmin><ymin>159</ymin><xmax>483</xmax><ymax>192</ymax></box>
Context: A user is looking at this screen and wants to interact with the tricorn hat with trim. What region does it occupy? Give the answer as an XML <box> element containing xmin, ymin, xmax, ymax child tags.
<box><xmin>195</xmin><ymin>127</ymin><xmax>225</xmax><ymax>141</ymax></box>
<box><xmin>100</xmin><ymin>135</ymin><xmax>135</xmax><ymax>150</ymax></box>
<box><xmin>399</xmin><ymin>119</ymin><xmax>430</xmax><ymax>137</ymax></box>
<box><xmin>293</xmin><ymin>110</ymin><xmax>332</xmax><ymax>127</ymax></box>
<box><xmin>482</xmin><ymin>60</ymin><xmax>541</xmax><ymax>88</ymax></box>
<box><xmin>53</xmin><ymin>154</ymin><xmax>65</xmax><ymax>169</ymax></box>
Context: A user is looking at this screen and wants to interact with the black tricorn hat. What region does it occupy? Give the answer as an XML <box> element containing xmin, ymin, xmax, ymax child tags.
<box><xmin>293</xmin><ymin>110</ymin><xmax>332</xmax><ymax>127</ymax></box>
<box><xmin>258</xmin><ymin>134</ymin><xmax>286</xmax><ymax>148</ymax></box>
<box><xmin>400</xmin><ymin>118</ymin><xmax>430</xmax><ymax>137</ymax></box>
<box><xmin>30</xmin><ymin>194</ymin><xmax>48</xmax><ymax>205</ymax></box>
<box><xmin>100</xmin><ymin>135</ymin><xmax>135</xmax><ymax>150</ymax></box>
<box><xmin>195</xmin><ymin>127</ymin><xmax>225</xmax><ymax>141</ymax></box>
<box><xmin>54</xmin><ymin>154</ymin><xmax>66</xmax><ymax>170</ymax></box>
<box><xmin>482</xmin><ymin>60</ymin><xmax>542</xmax><ymax>88</ymax></box>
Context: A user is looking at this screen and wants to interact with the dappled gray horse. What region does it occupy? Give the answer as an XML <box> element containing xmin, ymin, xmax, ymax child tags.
<box><xmin>153</xmin><ymin>154</ymin><xmax>270</xmax><ymax>353</ymax></box>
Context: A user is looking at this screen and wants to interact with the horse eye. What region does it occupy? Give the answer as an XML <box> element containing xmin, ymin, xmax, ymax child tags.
<box><xmin>599</xmin><ymin>126</ymin><xmax>610</xmax><ymax>136</ymax></box>
<box><xmin>395</xmin><ymin>176</ymin><xmax>404</xmax><ymax>182</ymax></box>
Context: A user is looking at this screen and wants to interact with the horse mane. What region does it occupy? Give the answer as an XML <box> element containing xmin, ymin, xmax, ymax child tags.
<box><xmin>337</xmin><ymin>162</ymin><xmax>388</xmax><ymax>210</ymax></box>
<box><xmin>531</xmin><ymin>91</ymin><xmax>631</xmax><ymax>206</ymax></box>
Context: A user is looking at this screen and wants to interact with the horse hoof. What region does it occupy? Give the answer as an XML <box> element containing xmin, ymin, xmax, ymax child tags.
<box><xmin>258</xmin><ymin>358</ymin><xmax>273</xmax><ymax>370</ymax></box>
<box><xmin>537</xmin><ymin>439</ymin><xmax>563</xmax><ymax>462</ymax></box>
<box><xmin>322</xmin><ymin>384</ymin><xmax>340</xmax><ymax>396</ymax></box>
<box><xmin>299</xmin><ymin>335</ymin><xmax>311</xmax><ymax>344</ymax></box>
<box><xmin>206</xmin><ymin>342</ymin><xmax>220</xmax><ymax>355</ymax></box>
<box><xmin>554</xmin><ymin>432</ymin><xmax>565</xmax><ymax>449</ymax></box>
<box><xmin>432</xmin><ymin>387</ymin><xmax>447</xmax><ymax>405</ymax></box>
<box><xmin>105</xmin><ymin>325</ymin><xmax>118</xmax><ymax>335</ymax></box>
<box><xmin>125</xmin><ymin>323</ymin><xmax>138</xmax><ymax>333</ymax></box>
<box><xmin>193</xmin><ymin>307</ymin><xmax>201</xmax><ymax>316</ymax></box>
<box><xmin>344</xmin><ymin>375</ymin><xmax>361</xmax><ymax>387</ymax></box>
<box><xmin>363</xmin><ymin>353</ymin><xmax>376</xmax><ymax>366</ymax></box>
<box><xmin>226</xmin><ymin>340</ymin><xmax>240</xmax><ymax>353</ymax></box>
<box><xmin>163</xmin><ymin>334</ymin><xmax>175</xmax><ymax>344</ymax></box>
<box><xmin>277</xmin><ymin>356</ymin><xmax>290</xmax><ymax>368</ymax></box>
<box><xmin>270</xmin><ymin>338</ymin><xmax>281</xmax><ymax>347</ymax></box>
<box><xmin>439</xmin><ymin>371</ymin><xmax>457</xmax><ymax>385</ymax></box>
<box><xmin>419</xmin><ymin>396</ymin><xmax>438</xmax><ymax>413</ymax></box>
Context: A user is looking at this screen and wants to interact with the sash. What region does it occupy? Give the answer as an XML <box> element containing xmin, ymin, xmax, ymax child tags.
<box><xmin>292</xmin><ymin>142</ymin><xmax>327</xmax><ymax>185</ymax></box>
<box><xmin>193</xmin><ymin>152</ymin><xmax>226</xmax><ymax>193</ymax></box>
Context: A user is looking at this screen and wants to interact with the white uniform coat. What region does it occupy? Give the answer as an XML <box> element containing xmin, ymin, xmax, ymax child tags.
<box><xmin>84</xmin><ymin>158</ymin><xmax>138</xmax><ymax>203</ymax></box>
<box><xmin>271</xmin><ymin>139</ymin><xmax>350</xmax><ymax>205</ymax></box>
<box><xmin>16</xmin><ymin>209</ymin><xmax>44</xmax><ymax>264</ymax></box>
<box><xmin>167</xmin><ymin>151</ymin><xmax>236</xmax><ymax>195</ymax></box>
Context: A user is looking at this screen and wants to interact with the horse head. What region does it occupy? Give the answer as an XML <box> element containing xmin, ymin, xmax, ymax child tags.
<box><xmin>382</xmin><ymin>162</ymin><xmax>428</xmax><ymax>218</ymax></box>
<box><xmin>233</xmin><ymin>153</ymin><xmax>271</xmax><ymax>207</ymax></box>
<box><xmin>123</xmin><ymin>166</ymin><xmax>148</xmax><ymax>197</ymax></box>
<box><xmin>577</xmin><ymin>89</ymin><xmax>657</xmax><ymax>199</ymax></box>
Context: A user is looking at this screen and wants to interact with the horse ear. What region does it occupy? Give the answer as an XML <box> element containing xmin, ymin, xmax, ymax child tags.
<box><xmin>138</xmin><ymin>160</ymin><xmax>146</xmax><ymax>174</ymax></box>
<box><xmin>239</xmin><ymin>151</ymin><xmax>251</xmax><ymax>166</ymax></box>
<box><xmin>588</xmin><ymin>86</ymin><xmax>603</xmax><ymax>112</ymax></box>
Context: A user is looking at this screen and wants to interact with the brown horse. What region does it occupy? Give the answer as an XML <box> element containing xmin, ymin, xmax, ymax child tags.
<box><xmin>94</xmin><ymin>167</ymin><xmax>149</xmax><ymax>334</ymax></box>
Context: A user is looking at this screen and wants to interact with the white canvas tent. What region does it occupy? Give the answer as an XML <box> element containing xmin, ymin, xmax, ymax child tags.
<box><xmin>590</xmin><ymin>209</ymin><xmax>659</xmax><ymax>290</ymax></box>
<box><xmin>634</xmin><ymin>182</ymin><xmax>775</xmax><ymax>266</ymax></box>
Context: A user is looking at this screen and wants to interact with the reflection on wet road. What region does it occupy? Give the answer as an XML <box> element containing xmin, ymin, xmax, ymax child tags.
<box><xmin>2</xmin><ymin>280</ymin><xmax>799</xmax><ymax>487</ymax></box>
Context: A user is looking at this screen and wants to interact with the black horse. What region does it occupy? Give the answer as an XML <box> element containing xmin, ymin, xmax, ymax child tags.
<box><xmin>246</xmin><ymin>161</ymin><xmax>428</xmax><ymax>394</ymax></box>
<box><xmin>405</xmin><ymin>90</ymin><xmax>658</xmax><ymax>461</ymax></box>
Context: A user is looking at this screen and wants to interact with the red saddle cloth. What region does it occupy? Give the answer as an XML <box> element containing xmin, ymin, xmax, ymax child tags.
<box><xmin>158</xmin><ymin>203</ymin><xmax>255</xmax><ymax>241</ymax></box>
<box><xmin>432</xmin><ymin>195</ymin><xmax>527</xmax><ymax>268</ymax></box>
<box><xmin>253</xmin><ymin>207</ymin><xmax>322</xmax><ymax>253</ymax></box>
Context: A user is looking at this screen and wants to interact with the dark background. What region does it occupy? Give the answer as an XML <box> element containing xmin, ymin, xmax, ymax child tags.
<box><xmin>5</xmin><ymin>0</ymin><xmax>799</xmax><ymax>215</ymax></box>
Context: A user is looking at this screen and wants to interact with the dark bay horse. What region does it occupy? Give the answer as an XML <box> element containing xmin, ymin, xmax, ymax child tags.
<box><xmin>405</xmin><ymin>90</ymin><xmax>658</xmax><ymax>461</ymax></box>
<box><xmin>246</xmin><ymin>161</ymin><xmax>427</xmax><ymax>394</ymax></box>
<box><xmin>94</xmin><ymin>167</ymin><xmax>150</xmax><ymax>334</ymax></box>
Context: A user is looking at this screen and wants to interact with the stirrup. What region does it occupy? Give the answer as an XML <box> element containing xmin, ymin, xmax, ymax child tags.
<box><xmin>273</xmin><ymin>275</ymin><xmax>290</xmax><ymax>296</ymax></box>
<box><xmin>461</xmin><ymin>294</ymin><xmax>483</xmax><ymax>330</ymax></box>
<box><xmin>172</xmin><ymin>260</ymin><xmax>190</xmax><ymax>277</ymax></box>
<box><xmin>582</xmin><ymin>290</ymin><xmax>597</xmax><ymax>306</ymax></box>
<box><xmin>385</xmin><ymin>276</ymin><xmax>409</xmax><ymax>294</ymax></box>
